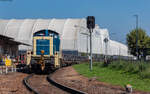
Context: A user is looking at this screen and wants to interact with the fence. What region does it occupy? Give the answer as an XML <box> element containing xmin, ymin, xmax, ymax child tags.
<box><xmin>0</xmin><ymin>64</ymin><xmax>17</xmax><ymax>74</ymax></box>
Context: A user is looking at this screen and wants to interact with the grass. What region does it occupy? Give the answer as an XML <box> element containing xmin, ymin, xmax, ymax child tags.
<box><xmin>73</xmin><ymin>62</ymin><xmax>150</xmax><ymax>92</ymax></box>
<box><xmin>107</xmin><ymin>60</ymin><xmax>150</xmax><ymax>79</ymax></box>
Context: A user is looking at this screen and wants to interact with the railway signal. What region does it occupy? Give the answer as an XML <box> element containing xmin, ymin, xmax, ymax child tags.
<box><xmin>104</xmin><ymin>38</ymin><xmax>109</xmax><ymax>56</ymax></box>
<box><xmin>87</xmin><ymin>16</ymin><xmax>95</xmax><ymax>71</ymax></box>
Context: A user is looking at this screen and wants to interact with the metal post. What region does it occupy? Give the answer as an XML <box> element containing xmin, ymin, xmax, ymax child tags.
<box><xmin>90</xmin><ymin>29</ymin><xmax>92</xmax><ymax>71</ymax></box>
<box><xmin>119</xmin><ymin>46</ymin><xmax>121</xmax><ymax>62</ymax></box>
<box><xmin>2</xmin><ymin>66</ymin><xmax>3</xmax><ymax>74</ymax></box>
<box><xmin>134</xmin><ymin>15</ymin><xmax>138</xmax><ymax>59</ymax></box>
<box><xmin>6</xmin><ymin>66</ymin><xmax>8</xmax><ymax>74</ymax></box>
<box><xmin>136</xmin><ymin>15</ymin><xmax>139</xmax><ymax>59</ymax></box>
<box><xmin>0</xmin><ymin>66</ymin><xmax>2</xmax><ymax>74</ymax></box>
<box><xmin>14</xmin><ymin>65</ymin><xmax>16</xmax><ymax>72</ymax></box>
<box><xmin>87</xmin><ymin>16</ymin><xmax>95</xmax><ymax>71</ymax></box>
<box><xmin>11</xmin><ymin>65</ymin><xmax>13</xmax><ymax>72</ymax></box>
<box><xmin>105</xmin><ymin>41</ymin><xmax>107</xmax><ymax>56</ymax></box>
<box><xmin>87</xmin><ymin>35</ymin><xmax>88</xmax><ymax>56</ymax></box>
<box><xmin>104</xmin><ymin>38</ymin><xmax>108</xmax><ymax>57</ymax></box>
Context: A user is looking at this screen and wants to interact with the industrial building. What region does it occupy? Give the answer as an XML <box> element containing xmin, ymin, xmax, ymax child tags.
<box><xmin>0</xmin><ymin>18</ymin><xmax>130</xmax><ymax>56</ymax></box>
<box><xmin>0</xmin><ymin>34</ymin><xmax>29</xmax><ymax>57</ymax></box>
<box><xmin>0</xmin><ymin>35</ymin><xmax>19</xmax><ymax>57</ymax></box>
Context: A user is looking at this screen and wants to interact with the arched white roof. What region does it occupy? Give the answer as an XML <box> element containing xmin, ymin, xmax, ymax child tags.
<box><xmin>0</xmin><ymin>18</ymin><xmax>129</xmax><ymax>56</ymax></box>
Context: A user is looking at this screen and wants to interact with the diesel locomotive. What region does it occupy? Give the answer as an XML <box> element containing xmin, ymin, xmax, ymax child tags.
<box><xmin>29</xmin><ymin>29</ymin><xmax>88</xmax><ymax>72</ymax></box>
<box><xmin>30</xmin><ymin>29</ymin><xmax>61</xmax><ymax>72</ymax></box>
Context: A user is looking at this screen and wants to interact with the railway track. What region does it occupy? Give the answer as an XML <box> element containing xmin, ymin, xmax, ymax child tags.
<box><xmin>23</xmin><ymin>74</ymin><xmax>39</xmax><ymax>94</ymax></box>
<box><xmin>23</xmin><ymin>72</ymin><xmax>87</xmax><ymax>94</ymax></box>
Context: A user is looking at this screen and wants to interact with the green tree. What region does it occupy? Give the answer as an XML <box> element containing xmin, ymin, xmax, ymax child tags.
<box><xmin>126</xmin><ymin>28</ymin><xmax>150</xmax><ymax>58</ymax></box>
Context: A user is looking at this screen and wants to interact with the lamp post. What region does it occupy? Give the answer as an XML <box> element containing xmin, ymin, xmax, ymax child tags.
<box><xmin>134</xmin><ymin>15</ymin><xmax>139</xmax><ymax>59</ymax></box>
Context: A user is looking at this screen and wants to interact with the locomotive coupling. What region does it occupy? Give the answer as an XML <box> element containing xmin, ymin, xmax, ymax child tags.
<box><xmin>38</xmin><ymin>50</ymin><xmax>45</xmax><ymax>71</ymax></box>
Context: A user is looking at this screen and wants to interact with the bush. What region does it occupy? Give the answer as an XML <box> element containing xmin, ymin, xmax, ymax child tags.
<box><xmin>108</xmin><ymin>62</ymin><xmax>117</xmax><ymax>69</ymax></box>
<box><xmin>93</xmin><ymin>62</ymin><xmax>100</xmax><ymax>66</ymax></box>
<box><xmin>101</xmin><ymin>60</ymin><xmax>150</xmax><ymax>79</ymax></box>
<box><xmin>132</xmin><ymin>64</ymin><xmax>139</xmax><ymax>73</ymax></box>
<box><xmin>139</xmin><ymin>63</ymin><xmax>147</xmax><ymax>72</ymax></box>
<box><xmin>140</xmin><ymin>71</ymin><xmax>150</xmax><ymax>79</ymax></box>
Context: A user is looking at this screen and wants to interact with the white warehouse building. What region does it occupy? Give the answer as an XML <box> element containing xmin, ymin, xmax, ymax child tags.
<box><xmin>0</xmin><ymin>18</ymin><xmax>129</xmax><ymax>56</ymax></box>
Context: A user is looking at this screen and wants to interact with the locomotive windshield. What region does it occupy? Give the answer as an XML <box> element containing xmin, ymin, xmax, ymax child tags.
<box><xmin>33</xmin><ymin>29</ymin><xmax>59</xmax><ymax>37</ymax></box>
<box><xmin>33</xmin><ymin>29</ymin><xmax>60</xmax><ymax>55</ymax></box>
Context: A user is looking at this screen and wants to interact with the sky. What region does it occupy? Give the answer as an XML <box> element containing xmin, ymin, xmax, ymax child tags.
<box><xmin>0</xmin><ymin>0</ymin><xmax>150</xmax><ymax>44</ymax></box>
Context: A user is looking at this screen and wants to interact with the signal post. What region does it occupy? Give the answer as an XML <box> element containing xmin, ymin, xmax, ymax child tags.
<box><xmin>87</xmin><ymin>16</ymin><xmax>95</xmax><ymax>71</ymax></box>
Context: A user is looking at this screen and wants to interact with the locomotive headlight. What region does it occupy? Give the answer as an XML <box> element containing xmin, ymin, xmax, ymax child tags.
<box><xmin>41</xmin><ymin>50</ymin><xmax>45</xmax><ymax>54</ymax></box>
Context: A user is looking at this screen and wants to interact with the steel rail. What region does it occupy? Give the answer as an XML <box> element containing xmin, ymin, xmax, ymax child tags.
<box><xmin>23</xmin><ymin>69</ymin><xmax>87</xmax><ymax>94</ymax></box>
<box><xmin>23</xmin><ymin>74</ymin><xmax>39</xmax><ymax>94</ymax></box>
<box><xmin>47</xmin><ymin>74</ymin><xmax>87</xmax><ymax>94</ymax></box>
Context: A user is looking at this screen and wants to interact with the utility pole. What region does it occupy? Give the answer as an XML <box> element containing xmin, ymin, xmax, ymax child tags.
<box><xmin>134</xmin><ymin>15</ymin><xmax>138</xmax><ymax>59</ymax></box>
<box><xmin>87</xmin><ymin>16</ymin><xmax>95</xmax><ymax>71</ymax></box>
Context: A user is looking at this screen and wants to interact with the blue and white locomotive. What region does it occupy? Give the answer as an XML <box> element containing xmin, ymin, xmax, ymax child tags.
<box><xmin>31</xmin><ymin>29</ymin><xmax>61</xmax><ymax>71</ymax></box>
